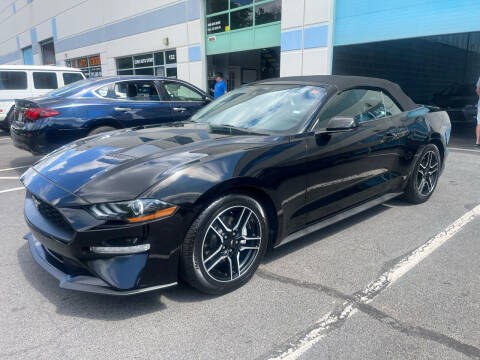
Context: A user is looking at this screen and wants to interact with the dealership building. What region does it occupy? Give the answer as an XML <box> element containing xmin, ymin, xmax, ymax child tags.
<box><xmin>0</xmin><ymin>0</ymin><xmax>479</xmax><ymax>104</ymax></box>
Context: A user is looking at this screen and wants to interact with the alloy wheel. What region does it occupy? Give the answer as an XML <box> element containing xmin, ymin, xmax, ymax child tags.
<box><xmin>416</xmin><ymin>150</ymin><xmax>439</xmax><ymax>196</ymax></box>
<box><xmin>201</xmin><ymin>205</ymin><xmax>262</xmax><ymax>282</ymax></box>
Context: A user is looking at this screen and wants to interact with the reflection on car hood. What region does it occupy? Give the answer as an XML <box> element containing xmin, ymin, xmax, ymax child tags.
<box><xmin>29</xmin><ymin>122</ymin><xmax>273</xmax><ymax>203</ymax></box>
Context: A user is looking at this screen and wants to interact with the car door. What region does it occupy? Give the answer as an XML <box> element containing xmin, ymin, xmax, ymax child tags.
<box><xmin>160</xmin><ymin>80</ymin><xmax>209</xmax><ymax>121</ymax></box>
<box><xmin>303</xmin><ymin>88</ymin><xmax>399</xmax><ymax>225</ymax></box>
<box><xmin>110</xmin><ymin>80</ymin><xmax>174</xmax><ymax>127</ymax></box>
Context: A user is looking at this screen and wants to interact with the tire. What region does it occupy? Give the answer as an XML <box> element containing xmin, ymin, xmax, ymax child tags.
<box><xmin>180</xmin><ymin>194</ymin><xmax>269</xmax><ymax>294</ymax></box>
<box><xmin>0</xmin><ymin>108</ymin><xmax>14</xmax><ymax>133</ymax></box>
<box><xmin>88</xmin><ymin>126</ymin><xmax>116</xmax><ymax>136</ymax></box>
<box><xmin>404</xmin><ymin>144</ymin><xmax>441</xmax><ymax>204</ymax></box>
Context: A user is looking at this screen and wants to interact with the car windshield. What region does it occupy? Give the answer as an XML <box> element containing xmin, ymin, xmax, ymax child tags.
<box><xmin>44</xmin><ymin>78</ymin><xmax>92</xmax><ymax>97</ymax></box>
<box><xmin>191</xmin><ymin>84</ymin><xmax>327</xmax><ymax>134</ymax></box>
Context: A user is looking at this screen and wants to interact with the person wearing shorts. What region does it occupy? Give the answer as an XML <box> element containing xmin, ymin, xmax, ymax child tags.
<box><xmin>476</xmin><ymin>77</ymin><xmax>480</xmax><ymax>146</ymax></box>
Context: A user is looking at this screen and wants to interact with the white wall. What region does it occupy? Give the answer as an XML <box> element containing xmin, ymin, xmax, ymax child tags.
<box><xmin>0</xmin><ymin>0</ymin><xmax>206</xmax><ymax>90</ymax></box>
<box><xmin>280</xmin><ymin>0</ymin><xmax>334</xmax><ymax>77</ymax></box>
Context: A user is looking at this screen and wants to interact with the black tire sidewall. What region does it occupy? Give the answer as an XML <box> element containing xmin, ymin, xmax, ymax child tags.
<box><xmin>186</xmin><ymin>194</ymin><xmax>268</xmax><ymax>294</ymax></box>
<box><xmin>407</xmin><ymin>144</ymin><xmax>441</xmax><ymax>203</ymax></box>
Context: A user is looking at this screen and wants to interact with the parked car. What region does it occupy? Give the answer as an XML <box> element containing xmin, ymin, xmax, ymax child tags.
<box><xmin>21</xmin><ymin>75</ymin><xmax>450</xmax><ymax>295</ymax></box>
<box><xmin>431</xmin><ymin>82</ymin><xmax>478</xmax><ymax>123</ymax></box>
<box><xmin>0</xmin><ymin>65</ymin><xmax>85</xmax><ymax>132</ymax></box>
<box><xmin>10</xmin><ymin>76</ymin><xmax>211</xmax><ymax>154</ymax></box>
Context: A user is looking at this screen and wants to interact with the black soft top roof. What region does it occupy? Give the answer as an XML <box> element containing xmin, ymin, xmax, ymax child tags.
<box><xmin>256</xmin><ymin>75</ymin><xmax>418</xmax><ymax>111</ymax></box>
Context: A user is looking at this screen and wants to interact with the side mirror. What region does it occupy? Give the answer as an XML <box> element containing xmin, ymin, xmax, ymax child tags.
<box><xmin>326</xmin><ymin>116</ymin><xmax>358</xmax><ymax>131</ymax></box>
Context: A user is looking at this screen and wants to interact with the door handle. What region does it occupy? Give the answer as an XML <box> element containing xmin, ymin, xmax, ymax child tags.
<box><xmin>173</xmin><ymin>107</ymin><xmax>187</xmax><ymax>112</ymax></box>
<box><xmin>114</xmin><ymin>107</ymin><xmax>132</xmax><ymax>112</ymax></box>
<box><xmin>382</xmin><ymin>131</ymin><xmax>396</xmax><ymax>142</ymax></box>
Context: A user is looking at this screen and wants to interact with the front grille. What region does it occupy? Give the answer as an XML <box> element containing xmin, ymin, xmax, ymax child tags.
<box><xmin>33</xmin><ymin>195</ymin><xmax>72</xmax><ymax>232</ymax></box>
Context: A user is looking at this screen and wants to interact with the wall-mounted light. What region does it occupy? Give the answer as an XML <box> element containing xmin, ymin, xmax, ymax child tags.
<box><xmin>163</xmin><ymin>37</ymin><xmax>169</xmax><ymax>46</ymax></box>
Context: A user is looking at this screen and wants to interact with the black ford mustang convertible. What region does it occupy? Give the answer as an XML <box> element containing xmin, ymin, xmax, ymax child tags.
<box><xmin>21</xmin><ymin>76</ymin><xmax>451</xmax><ymax>295</ymax></box>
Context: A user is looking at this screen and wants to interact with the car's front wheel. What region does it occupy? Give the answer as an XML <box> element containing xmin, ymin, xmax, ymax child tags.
<box><xmin>180</xmin><ymin>194</ymin><xmax>268</xmax><ymax>294</ymax></box>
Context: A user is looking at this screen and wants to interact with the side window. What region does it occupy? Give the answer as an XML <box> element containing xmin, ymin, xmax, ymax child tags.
<box><xmin>382</xmin><ymin>93</ymin><xmax>402</xmax><ymax>117</ymax></box>
<box><xmin>112</xmin><ymin>81</ymin><xmax>160</xmax><ymax>101</ymax></box>
<box><xmin>33</xmin><ymin>72</ymin><xmax>58</xmax><ymax>89</ymax></box>
<box><xmin>315</xmin><ymin>89</ymin><xmax>396</xmax><ymax>129</ymax></box>
<box><xmin>163</xmin><ymin>81</ymin><xmax>203</xmax><ymax>101</ymax></box>
<box><xmin>95</xmin><ymin>84</ymin><xmax>110</xmax><ymax>98</ymax></box>
<box><xmin>63</xmin><ymin>72</ymin><xmax>84</xmax><ymax>85</ymax></box>
<box><xmin>0</xmin><ymin>71</ymin><xmax>27</xmax><ymax>89</ymax></box>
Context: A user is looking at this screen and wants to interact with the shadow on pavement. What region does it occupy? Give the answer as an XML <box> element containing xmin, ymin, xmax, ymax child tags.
<box><xmin>16</xmin><ymin>243</ymin><xmax>213</xmax><ymax>320</ymax></box>
<box><xmin>263</xmin><ymin>203</ymin><xmax>391</xmax><ymax>264</ymax></box>
<box><xmin>450</xmin><ymin>122</ymin><xmax>478</xmax><ymax>149</ymax></box>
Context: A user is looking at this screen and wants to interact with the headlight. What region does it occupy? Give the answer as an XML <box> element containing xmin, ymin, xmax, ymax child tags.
<box><xmin>89</xmin><ymin>199</ymin><xmax>177</xmax><ymax>223</ymax></box>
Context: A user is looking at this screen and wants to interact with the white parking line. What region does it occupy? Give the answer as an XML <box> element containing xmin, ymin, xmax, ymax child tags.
<box><xmin>0</xmin><ymin>187</ymin><xmax>24</xmax><ymax>194</ymax></box>
<box><xmin>0</xmin><ymin>166</ymin><xmax>29</xmax><ymax>172</ymax></box>
<box><xmin>0</xmin><ymin>176</ymin><xmax>19</xmax><ymax>179</ymax></box>
<box><xmin>0</xmin><ymin>137</ymin><xmax>11</xmax><ymax>141</ymax></box>
<box><xmin>449</xmin><ymin>147</ymin><xmax>480</xmax><ymax>153</ymax></box>
<box><xmin>270</xmin><ymin>204</ymin><xmax>480</xmax><ymax>360</ymax></box>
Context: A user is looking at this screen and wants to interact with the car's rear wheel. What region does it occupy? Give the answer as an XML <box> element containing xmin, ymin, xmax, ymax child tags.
<box><xmin>180</xmin><ymin>194</ymin><xmax>268</xmax><ymax>294</ymax></box>
<box><xmin>88</xmin><ymin>126</ymin><xmax>116</xmax><ymax>136</ymax></box>
<box><xmin>404</xmin><ymin>144</ymin><xmax>441</xmax><ymax>204</ymax></box>
<box><xmin>1</xmin><ymin>108</ymin><xmax>14</xmax><ymax>133</ymax></box>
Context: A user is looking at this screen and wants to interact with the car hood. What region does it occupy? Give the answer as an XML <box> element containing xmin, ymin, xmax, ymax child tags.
<box><xmin>27</xmin><ymin>122</ymin><xmax>275</xmax><ymax>203</ymax></box>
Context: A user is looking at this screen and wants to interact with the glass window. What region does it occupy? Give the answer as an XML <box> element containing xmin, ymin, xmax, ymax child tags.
<box><xmin>41</xmin><ymin>39</ymin><xmax>56</xmax><ymax>65</ymax></box>
<box><xmin>96</xmin><ymin>84</ymin><xmax>110</xmax><ymax>98</ymax></box>
<box><xmin>63</xmin><ymin>72</ymin><xmax>84</xmax><ymax>85</ymax></box>
<box><xmin>133</xmin><ymin>54</ymin><xmax>154</xmax><ymax>68</ymax></box>
<box><xmin>207</xmin><ymin>14</ymin><xmax>229</xmax><ymax>34</ymax></box>
<box><xmin>192</xmin><ymin>85</ymin><xmax>327</xmax><ymax>134</ymax></box>
<box><xmin>230</xmin><ymin>8</ymin><xmax>253</xmax><ymax>30</ymax></box>
<box><xmin>118</xmin><ymin>70</ymin><xmax>134</xmax><ymax>76</ymax></box>
<box><xmin>134</xmin><ymin>67</ymin><xmax>154</xmax><ymax>75</ymax></box>
<box><xmin>165</xmin><ymin>50</ymin><xmax>177</xmax><ymax>64</ymax></box>
<box><xmin>113</xmin><ymin>81</ymin><xmax>160</xmax><ymax>101</ymax></box>
<box><xmin>155</xmin><ymin>67</ymin><xmax>165</xmax><ymax>77</ymax></box>
<box><xmin>206</xmin><ymin>0</ymin><xmax>228</xmax><ymax>14</ymax></box>
<box><xmin>166</xmin><ymin>67</ymin><xmax>177</xmax><ymax>78</ymax></box>
<box><xmin>382</xmin><ymin>93</ymin><xmax>402</xmax><ymax>116</ymax></box>
<box><xmin>315</xmin><ymin>89</ymin><xmax>387</xmax><ymax>129</ymax></box>
<box><xmin>154</xmin><ymin>52</ymin><xmax>164</xmax><ymax>66</ymax></box>
<box><xmin>117</xmin><ymin>57</ymin><xmax>133</xmax><ymax>70</ymax></box>
<box><xmin>255</xmin><ymin>0</ymin><xmax>281</xmax><ymax>26</ymax></box>
<box><xmin>0</xmin><ymin>71</ymin><xmax>27</xmax><ymax>90</ymax></box>
<box><xmin>33</xmin><ymin>72</ymin><xmax>58</xmax><ymax>89</ymax></box>
<box><xmin>230</xmin><ymin>0</ymin><xmax>252</xmax><ymax>9</ymax></box>
<box><xmin>163</xmin><ymin>81</ymin><xmax>203</xmax><ymax>101</ymax></box>
<box><xmin>67</xmin><ymin>55</ymin><xmax>102</xmax><ymax>78</ymax></box>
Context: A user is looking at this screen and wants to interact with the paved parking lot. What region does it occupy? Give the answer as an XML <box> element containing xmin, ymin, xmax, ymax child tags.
<box><xmin>0</xmin><ymin>129</ymin><xmax>479</xmax><ymax>360</ymax></box>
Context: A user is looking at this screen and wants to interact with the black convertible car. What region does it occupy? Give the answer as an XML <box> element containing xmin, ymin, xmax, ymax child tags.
<box><xmin>21</xmin><ymin>76</ymin><xmax>451</xmax><ymax>295</ymax></box>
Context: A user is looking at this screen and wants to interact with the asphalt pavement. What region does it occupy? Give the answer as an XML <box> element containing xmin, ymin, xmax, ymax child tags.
<box><xmin>0</xmin><ymin>128</ymin><xmax>479</xmax><ymax>360</ymax></box>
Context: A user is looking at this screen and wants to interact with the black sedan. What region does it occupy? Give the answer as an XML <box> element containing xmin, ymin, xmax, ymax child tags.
<box><xmin>21</xmin><ymin>76</ymin><xmax>451</xmax><ymax>295</ymax></box>
<box><xmin>11</xmin><ymin>76</ymin><xmax>211</xmax><ymax>155</ymax></box>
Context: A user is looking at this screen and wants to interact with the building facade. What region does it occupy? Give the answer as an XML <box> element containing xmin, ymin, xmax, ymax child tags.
<box><xmin>0</xmin><ymin>0</ymin><xmax>479</xmax><ymax>105</ymax></box>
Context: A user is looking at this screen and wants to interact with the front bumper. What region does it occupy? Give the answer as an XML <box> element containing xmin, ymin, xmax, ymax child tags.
<box><xmin>26</xmin><ymin>232</ymin><xmax>177</xmax><ymax>295</ymax></box>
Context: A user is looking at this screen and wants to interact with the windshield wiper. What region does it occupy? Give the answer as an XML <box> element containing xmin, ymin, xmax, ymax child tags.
<box><xmin>209</xmin><ymin>124</ymin><xmax>268</xmax><ymax>136</ymax></box>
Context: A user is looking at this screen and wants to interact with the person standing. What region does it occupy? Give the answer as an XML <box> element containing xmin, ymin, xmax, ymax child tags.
<box><xmin>476</xmin><ymin>77</ymin><xmax>480</xmax><ymax>146</ymax></box>
<box><xmin>212</xmin><ymin>73</ymin><xmax>227</xmax><ymax>99</ymax></box>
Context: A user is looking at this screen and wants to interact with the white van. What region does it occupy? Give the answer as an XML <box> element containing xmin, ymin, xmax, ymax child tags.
<box><xmin>0</xmin><ymin>65</ymin><xmax>85</xmax><ymax>131</ymax></box>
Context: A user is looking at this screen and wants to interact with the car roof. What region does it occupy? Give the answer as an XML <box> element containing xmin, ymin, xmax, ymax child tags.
<box><xmin>84</xmin><ymin>75</ymin><xmax>206</xmax><ymax>92</ymax></box>
<box><xmin>0</xmin><ymin>64</ymin><xmax>83</xmax><ymax>72</ymax></box>
<box><xmin>256</xmin><ymin>75</ymin><xmax>418</xmax><ymax>111</ymax></box>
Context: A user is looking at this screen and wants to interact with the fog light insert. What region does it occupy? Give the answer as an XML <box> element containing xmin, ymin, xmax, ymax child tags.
<box><xmin>90</xmin><ymin>243</ymin><xmax>150</xmax><ymax>254</ymax></box>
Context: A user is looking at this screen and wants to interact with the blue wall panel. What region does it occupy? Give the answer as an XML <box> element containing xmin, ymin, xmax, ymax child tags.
<box><xmin>281</xmin><ymin>29</ymin><xmax>302</xmax><ymax>51</ymax></box>
<box><xmin>335</xmin><ymin>0</ymin><xmax>480</xmax><ymax>46</ymax></box>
